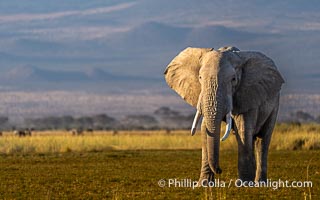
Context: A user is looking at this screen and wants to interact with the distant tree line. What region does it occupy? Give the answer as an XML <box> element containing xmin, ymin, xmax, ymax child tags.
<box><xmin>24</xmin><ymin>114</ymin><xmax>116</xmax><ymax>131</ymax></box>
<box><xmin>286</xmin><ymin>110</ymin><xmax>320</xmax><ymax>124</ymax></box>
<box><xmin>21</xmin><ymin>107</ymin><xmax>194</xmax><ymax>131</ymax></box>
<box><xmin>0</xmin><ymin>108</ymin><xmax>318</xmax><ymax>131</ymax></box>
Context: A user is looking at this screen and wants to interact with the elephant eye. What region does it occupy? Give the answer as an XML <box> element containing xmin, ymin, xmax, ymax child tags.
<box><xmin>231</xmin><ymin>76</ymin><xmax>237</xmax><ymax>85</ymax></box>
<box><xmin>199</xmin><ymin>76</ymin><xmax>202</xmax><ymax>80</ymax></box>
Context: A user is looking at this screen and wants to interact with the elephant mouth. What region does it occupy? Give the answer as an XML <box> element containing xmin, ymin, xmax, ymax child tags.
<box><xmin>191</xmin><ymin>110</ymin><xmax>232</xmax><ymax>141</ymax></box>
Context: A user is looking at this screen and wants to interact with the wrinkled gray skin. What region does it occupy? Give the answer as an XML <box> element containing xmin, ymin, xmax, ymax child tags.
<box><xmin>164</xmin><ymin>46</ymin><xmax>284</xmax><ymax>184</ymax></box>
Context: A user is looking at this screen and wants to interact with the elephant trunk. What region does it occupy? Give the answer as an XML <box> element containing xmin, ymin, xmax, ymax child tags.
<box><xmin>206</xmin><ymin>120</ymin><xmax>222</xmax><ymax>174</ymax></box>
<box><xmin>203</xmin><ymin>91</ymin><xmax>223</xmax><ymax>174</ymax></box>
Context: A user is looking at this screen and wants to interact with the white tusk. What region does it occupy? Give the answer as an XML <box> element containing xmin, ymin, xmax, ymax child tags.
<box><xmin>221</xmin><ymin>112</ymin><xmax>232</xmax><ymax>141</ymax></box>
<box><xmin>191</xmin><ymin>110</ymin><xmax>201</xmax><ymax>136</ymax></box>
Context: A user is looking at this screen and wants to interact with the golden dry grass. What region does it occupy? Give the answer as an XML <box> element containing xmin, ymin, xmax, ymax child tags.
<box><xmin>0</xmin><ymin>123</ymin><xmax>319</xmax><ymax>154</ymax></box>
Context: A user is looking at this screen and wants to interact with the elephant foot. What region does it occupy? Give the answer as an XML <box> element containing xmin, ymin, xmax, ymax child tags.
<box><xmin>198</xmin><ymin>172</ymin><xmax>215</xmax><ymax>187</ymax></box>
<box><xmin>214</xmin><ymin>167</ymin><xmax>222</xmax><ymax>174</ymax></box>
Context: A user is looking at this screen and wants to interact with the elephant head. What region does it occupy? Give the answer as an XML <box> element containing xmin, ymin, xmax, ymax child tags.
<box><xmin>164</xmin><ymin>46</ymin><xmax>284</xmax><ymax>174</ymax></box>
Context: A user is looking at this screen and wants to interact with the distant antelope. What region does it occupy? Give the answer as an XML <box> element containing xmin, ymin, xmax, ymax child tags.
<box><xmin>14</xmin><ymin>130</ymin><xmax>26</xmax><ymax>137</ymax></box>
<box><xmin>71</xmin><ymin>129</ymin><xmax>83</xmax><ymax>136</ymax></box>
<box><xmin>112</xmin><ymin>130</ymin><xmax>118</xmax><ymax>136</ymax></box>
<box><xmin>14</xmin><ymin>129</ymin><xmax>32</xmax><ymax>137</ymax></box>
<box><xmin>86</xmin><ymin>128</ymin><xmax>94</xmax><ymax>133</ymax></box>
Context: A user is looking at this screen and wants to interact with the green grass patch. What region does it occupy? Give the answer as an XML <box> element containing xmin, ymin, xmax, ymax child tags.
<box><xmin>0</xmin><ymin>150</ymin><xmax>319</xmax><ymax>199</ymax></box>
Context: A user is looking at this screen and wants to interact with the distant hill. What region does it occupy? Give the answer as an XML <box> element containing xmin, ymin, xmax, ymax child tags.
<box><xmin>108</xmin><ymin>22</ymin><xmax>191</xmax><ymax>49</ymax></box>
<box><xmin>0</xmin><ymin>20</ymin><xmax>319</xmax><ymax>93</ymax></box>
<box><xmin>4</xmin><ymin>66</ymin><xmax>88</xmax><ymax>82</ymax></box>
<box><xmin>105</xmin><ymin>22</ymin><xmax>272</xmax><ymax>53</ymax></box>
<box><xmin>0</xmin><ymin>66</ymin><xmax>161</xmax><ymax>91</ymax></box>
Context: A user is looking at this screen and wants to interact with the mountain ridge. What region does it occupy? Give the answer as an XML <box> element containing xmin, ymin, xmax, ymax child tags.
<box><xmin>1</xmin><ymin>66</ymin><xmax>159</xmax><ymax>83</ymax></box>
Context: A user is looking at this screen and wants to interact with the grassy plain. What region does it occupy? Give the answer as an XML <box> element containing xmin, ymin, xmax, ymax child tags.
<box><xmin>0</xmin><ymin>123</ymin><xmax>319</xmax><ymax>199</ymax></box>
<box><xmin>0</xmin><ymin>123</ymin><xmax>319</xmax><ymax>154</ymax></box>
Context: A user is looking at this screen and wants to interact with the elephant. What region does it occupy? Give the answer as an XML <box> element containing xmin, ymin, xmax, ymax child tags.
<box><xmin>164</xmin><ymin>46</ymin><xmax>284</xmax><ymax>184</ymax></box>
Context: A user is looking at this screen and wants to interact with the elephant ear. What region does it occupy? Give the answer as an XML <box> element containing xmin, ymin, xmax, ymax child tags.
<box><xmin>164</xmin><ymin>47</ymin><xmax>213</xmax><ymax>107</ymax></box>
<box><xmin>233</xmin><ymin>52</ymin><xmax>285</xmax><ymax>114</ymax></box>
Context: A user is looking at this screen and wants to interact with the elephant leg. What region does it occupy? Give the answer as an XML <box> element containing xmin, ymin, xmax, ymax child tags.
<box><xmin>234</xmin><ymin>111</ymin><xmax>258</xmax><ymax>182</ymax></box>
<box><xmin>237</xmin><ymin>135</ymin><xmax>255</xmax><ymax>182</ymax></box>
<box><xmin>254</xmin><ymin>106</ymin><xmax>278</xmax><ymax>182</ymax></box>
<box><xmin>199</xmin><ymin>120</ymin><xmax>214</xmax><ymax>185</ymax></box>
